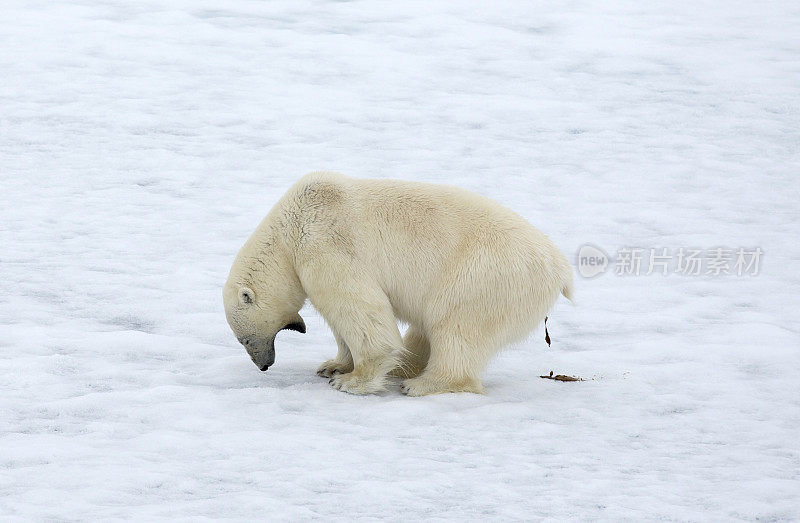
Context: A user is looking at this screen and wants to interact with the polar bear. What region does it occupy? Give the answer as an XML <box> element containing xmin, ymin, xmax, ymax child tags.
<box><xmin>223</xmin><ymin>172</ymin><xmax>573</xmax><ymax>396</ymax></box>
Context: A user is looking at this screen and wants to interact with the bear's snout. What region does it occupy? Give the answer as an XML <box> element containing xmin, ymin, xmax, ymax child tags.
<box><xmin>238</xmin><ymin>335</ymin><xmax>276</xmax><ymax>371</ymax></box>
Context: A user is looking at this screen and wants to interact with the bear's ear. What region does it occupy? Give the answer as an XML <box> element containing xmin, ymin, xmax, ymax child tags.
<box><xmin>238</xmin><ymin>286</ymin><xmax>255</xmax><ymax>305</ymax></box>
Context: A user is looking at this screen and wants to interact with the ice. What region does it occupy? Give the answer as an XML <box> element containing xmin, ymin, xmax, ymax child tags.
<box><xmin>1</xmin><ymin>0</ymin><xmax>799</xmax><ymax>519</ymax></box>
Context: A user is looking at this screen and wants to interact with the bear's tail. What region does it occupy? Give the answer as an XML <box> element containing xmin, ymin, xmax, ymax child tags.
<box><xmin>561</xmin><ymin>282</ymin><xmax>573</xmax><ymax>302</ymax></box>
<box><xmin>560</xmin><ymin>261</ymin><xmax>574</xmax><ymax>302</ymax></box>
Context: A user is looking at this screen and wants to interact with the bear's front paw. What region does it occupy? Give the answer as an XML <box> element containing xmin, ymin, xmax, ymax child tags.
<box><xmin>328</xmin><ymin>372</ymin><xmax>385</xmax><ymax>395</ymax></box>
<box><xmin>316</xmin><ymin>359</ymin><xmax>354</xmax><ymax>378</ymax></box>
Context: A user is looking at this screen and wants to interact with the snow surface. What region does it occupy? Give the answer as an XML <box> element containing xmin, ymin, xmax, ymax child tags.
<box><xmin>2</xmin><ymin>0</ymin><xmax>799</xmax><ymax>520</ymax></box>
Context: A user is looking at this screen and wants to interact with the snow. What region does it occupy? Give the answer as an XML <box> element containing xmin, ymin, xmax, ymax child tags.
<box><xmin>2</xmin><ymin>0</ymin><xmax>799</xmax><ymax>519</ymax></box>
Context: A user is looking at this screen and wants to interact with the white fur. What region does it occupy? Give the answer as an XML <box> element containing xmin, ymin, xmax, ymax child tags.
<box><xmin>224</xmin><ymin>172</ymin><xmax>573</xmax><ymax>396</ymax></box>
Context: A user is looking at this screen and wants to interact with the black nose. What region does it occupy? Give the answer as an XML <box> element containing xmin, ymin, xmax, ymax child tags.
<box><xmin>259</xmin><ymin>364</ymin><xmax>270</xmax><ymax>371</ymax></box>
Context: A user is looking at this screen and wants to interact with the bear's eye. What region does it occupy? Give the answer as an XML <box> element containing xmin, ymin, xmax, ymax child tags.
<box><xmin>238</xmin><ymin>287</ymin><xmax>255</xmax><ymax>305</ymax></box>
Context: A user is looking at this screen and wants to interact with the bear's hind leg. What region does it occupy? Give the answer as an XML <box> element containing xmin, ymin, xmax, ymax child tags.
<box><xmin>400</xmin><ymin>330</ymin><xmax>491</xmax><ymax>396</ymax></box>
<box><xmin>316</xmin><ymin>333</ymin><xmax>354</xmax><ymax>378</ymax></box>
<box><xmin>390</xmin><ymin>326</ymin><xmax>430</xmax><ymax>379</ymax></box>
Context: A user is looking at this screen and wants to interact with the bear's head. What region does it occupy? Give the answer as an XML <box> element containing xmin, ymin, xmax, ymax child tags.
<box><xmin>223</xmin><ymin>246</ymin><xmax>306</xmax><ymax>371</ymax></box>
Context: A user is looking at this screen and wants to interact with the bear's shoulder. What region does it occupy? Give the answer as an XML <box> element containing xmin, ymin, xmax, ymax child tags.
<box><xmin>293</xmin><ymin>171</ymin><xmax>349</xmax><ymax>207</ymax></box>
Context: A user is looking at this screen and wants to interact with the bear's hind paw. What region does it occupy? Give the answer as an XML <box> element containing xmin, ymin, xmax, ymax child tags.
<box><xmin>401</xmin><ymin>375</ymin><xmax>485</xmax><ymax>396</ymax></box>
